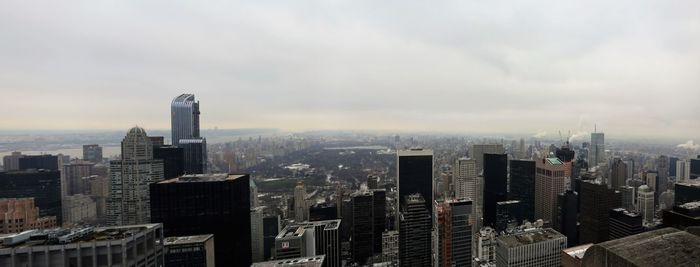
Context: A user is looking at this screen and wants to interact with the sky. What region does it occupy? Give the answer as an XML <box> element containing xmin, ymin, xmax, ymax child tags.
<box><xmin>1</xmin><ymin>1</ymin><xmax>699</xmax><ymax>140</ymax></box>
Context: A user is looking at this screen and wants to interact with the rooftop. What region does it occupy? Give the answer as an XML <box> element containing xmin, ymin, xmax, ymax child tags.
<box><xmin>562</xmin><ymin>243</ymin><xmax>594</xmax><ymax>260</ymax></box>
<box><xmin>252</xmin><ymin>255</ymin><xmax>325</xmax><ymax>267</ymax></box>
<box><xmin>1</xmin><ymin>224</ymin><xmax>160</xmax><ymax>249</ymax></box>
<box><xmin>276</xmin><ymin>220</ymin><xmax>341</xmax><ymax>239</ymax></box>
<box><xmin>158</xmin><ymin>173</ymin><xmax>248</xmax><ymax>184</ymax></box>
<box><xmin>679</xmin><ymin>201</ymin><xmax>700</xmax><ymax>210</ymax></box>
<box><xmin>497</xmin><ymin>228</ymin><xmax>565</xmax><ymax>248</ymax></box>
<box><xmin>397</xmin><ymin>148</ymin><xmax>433</xmax><ymax>156</ymax></box>
<box><xmin>545</xmin><ymin>157</ymin><xmax>563</xmax><ymax>165</ymax></box>
<box><xmin>582</xmin><ymin>228</ymin><xmax>700</xmax><ymax>266</ymax></box>
<box><xmin>164</xmin><ymin>234</ymin><xmax>213</xmax><ymax>246</ymax></box>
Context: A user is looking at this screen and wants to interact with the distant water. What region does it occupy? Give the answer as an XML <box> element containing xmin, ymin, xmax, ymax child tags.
<box><xmin>0</xmin><ymin>146</ymin><xmax>121</xmax><ymax>159</ymax></box>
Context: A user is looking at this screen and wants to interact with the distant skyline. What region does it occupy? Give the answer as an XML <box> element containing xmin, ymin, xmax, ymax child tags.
<box><xmin>1</xmin><ymin>1</ymin><xmax>699</xmax><ymax>140</ymax></box>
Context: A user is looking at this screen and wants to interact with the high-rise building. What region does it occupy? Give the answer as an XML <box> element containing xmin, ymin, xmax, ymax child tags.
<box><xmin>150</xmin><ymin>173</ymin><xmax>253</xmax><ymax>267</ymax></box>
<box><xmin>252</xmin><ymin>206</ymin><xmax>265</xmax><ymax>263</ymax></box>
<box><xmin>453</xmin><ymin>157</ymin><xmax>477</xmax><ymax>201</ymax></box>
<box><xmin>107</xmin><ymin>127</ymin><xmax>164</xmax><ymax>226</ymax></box>
<box><xmin>180</xmin><ymin>138</ymin><xmax>208</xmax><ymax>174</ymax></box>
<box><xmin>397</xmin><ymin>148</ymin><xmax>433</xmax><ymax>219</ymax></box>
<box><xmin>263</xmin><ymin>215</ymin><xmax>282</xmax><ymax>261</ymax></box>
<box><xmin>309</xmin><ymin>203</ymin><xmax>338</xmax><ymax>222</ymax></box>
<box><xmin>483</xmin><ymin>153</ymin><xmax>507</xmax><ymax>228</ymax></box>
<box><xmin>555</xmin><ymin>190</ymin><xmax>578</xmax><ymax>246</ymax></box>
<box><xmin>18</xmin><ymin>155</ymin><xmax>58</xmax><ymax>171</ymax></box>
<box><xmin>435</xmin><ymin>199</ymin><xmax>472</xmax><ymax>267</ymax></box>
<box><xmin>367</xmin><ymin>175</ymin><xmax>379</xmax><ymax>190</ymax></box>
<box><xmin>610</xmin><ymin>158</ymin><xmax>628</xmax><ymax>190</ymax></box>
<box><xmin>153</xmin><ymin>145</ymin><xmax>185</xmax><ymax>179</ymax></box>
<box><xmin>62</xmin><ymin>194</ymin><xmax>97</xmax><ymax>226</ymax></box>
<box><xmin>619</xmin><ymin>185</ymin><xmax>636</xmax><ymax>212</ymax></box>
<box><xmin>495</xmin><ymin>228</ymin><xmax>567</xmax><ymax>267</ymax></box>
<box><xmin>381</xmin><ymin>230</ymin><xmax>399</xmax><ymax>264</ymax></box>
<box><xmin>164</xmin><ymin>235</ymin><xmax>216</xmax><ymax>267</ymax></box>
<box><xmin>86</xmin><ymin>175</ymin><xmax>109</xmax><ymax>223</ymax></box>
<box><xmin>0</xmin><ymin>198</ymin><xmax>57</xmax><ymax>234</ymax></box>
<box><xmin>0</xmin><ymin>169</ymin><xmax>62</xmax><ymax>224</ymax></box>
<box><xmin>350</xmin><ymin>190</ymin><xmax>385</xmax><ymax>265</ymax></box>
<box><xmin>495</xmin><ymin>200</ymin><xmax>522</xmax><ymax>232</ymax></box>
<box><xmin>579</xmin><ymin>180</ymin><xmax>621</xmax><ymax>244</ymax></box>
<box><xmin>61</xmin><ymin>162</ymin><xmax>93</xmax><ymax>196</ymax></box>
<box><xmin>690</xmin><ymin>157</ymin><xmax>700</xmax><ymax>179</ymax></box>
<box><xmin>677</xmin><ymin>159</ymin><xmax>690</xmax><ymax>181</ymax></box>
<box><xmin>294</xmin><ymin>182</ymin><xmax>309</xmax><ymax>222</ymax></box>
<box><xmin>470</xmin><ymin>144</ymin><xmax>505</xmax><ymax>173</ymax></box>
<box><xmin>399</xmin><ymin>194</ymin><xmax>431</xmax><ymax>267</ymax></box>
<box><xmin>675</xmin><ymin>181</ymin><xmax>700</xmax><ymax>206</ymax></box>
<box><xmin>0</xmin><ymin>223</ymin><xmax>165</xmax><ymax>267</ymax></box>
<box><xmin>274</xmin><ymin>220</ymin><xmax>341</xmax><ymax>267</ymax></box>
<box><xmin>588</xmin><ymin>132</ymin><xmax>605</xmax><ymax>168</ymax></box>
<box><xmin>534</xmin><ymin>157</ymin><xmax>568</xmax><ymax>226</ymax></box>
<box><xmin>637</xmin><ymin>185</ymin><xmax>655</xmax><ymax>224</ymax></box>
<box><xmin>82</xmin><ymin>144</ymin><xmax>103</xmax><ymax>163</ymax></box>
<box><xmin>509</xmin><ymin>159</ymin><xmax>536</xmax><ymax>222</ymax></box>
<box><xmin>171</xmin><ymin>94</ymin><xmax>201</xmax><ymax>147</ymax></box>
<box><xmin>608</xmin><ymin>208</ymin><xmax>643</xmax><ymax>240</ymax></box>
<box><xmin>518</xmin><ymin>138</ymin><xmax>526</xmax><ymax>159</ymax></box>
<box><xmin>662</xmin><ymin>201</ymin><xmax>700</xmax><ymax>230</ymax></box>
<box><xmin>2</xmin><ymin>152</ymin><xmax>23</xmax><ymax>171</ymax></box>
<box><xmin>476</xmin><ymin>227</ymin><xmax>497</xmax><ymax>264</ymax></box>
<box><xmin>669</xmin><ymin>157</ymin><xmax>679</xmax><ymax>178</ymax></box>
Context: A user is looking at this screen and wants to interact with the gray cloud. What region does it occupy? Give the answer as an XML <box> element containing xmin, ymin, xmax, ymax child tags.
<box><xmin>0</xmin><ymin>0</ymin><xmax>699</xmax><ymax>140</ymax></box>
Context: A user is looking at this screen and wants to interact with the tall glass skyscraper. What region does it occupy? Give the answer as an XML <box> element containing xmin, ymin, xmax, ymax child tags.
<box><xmin>171</xmin><ymin>94</ymin><xmax>201</xmax><ymax>146</ymax></box>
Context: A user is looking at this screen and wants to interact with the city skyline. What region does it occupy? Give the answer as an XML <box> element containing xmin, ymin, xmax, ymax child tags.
<box><xmin>1</xmin><ymin>1</ymin><xmax>699</xmax><ymax>141</ymax></box>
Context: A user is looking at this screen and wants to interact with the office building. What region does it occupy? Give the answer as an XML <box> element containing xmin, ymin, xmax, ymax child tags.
<box><xmin>677</xmin><ymin>159</ymin><xmax>690</xmax><ymax>181</ymax></box>
<box><xmin>274</xmin><ymin>220</ymin><xmax>341</xmax><ymax>267</ymax></box>
<box><xmin>18</xmin><ymin>155</ymin><xmax>58</xmax><ymax>171</ymax></box>
<box><xmin>350</xmin><ymin>190</ymin><xmax>385</xmax><ymax>264</ymax></box>
<box><xmin>397</xmin><ymin>148</ymin><xmax>433</xmax><ymax>219</ymax></box>
<box><xmin>610</xmin><ymin>158</ymin><xmax>627</xmax><ymax>190</ymax></box>
<box><xmin>669</xmin><ymin>157</ymin><xmax>679</xmax><ymax>178</ymax></box>
<box><xmin>435</xmin><ymin>199</ymin><xmax>472</xmax><ymax>267</ymax></box>
<box><xmin>495</xmin><ymin>200</ymin><xmax>521</xmax><ymax>232</ymax></box>
<box><xmin>618</xmin><ymin>185</ymin><xmax>636</xmax><ymax>212</ymax></box>
<box><xmin>675</xmin><ymin>181</ymin><xmax>700</xmax><ymax>206</ymax></box>
<box><xmin>0</xmin><ymin>223</ymin><xmax>164</xmax><ymax>267</ymax></box>
<box><xmin>0</xmin><ymin>198</ymin><xmax>56</xmax><ymax>234</ymax></box>
<box><xmin>164</xmin><ymin>234</ymin><xmax>215</xmax><ymax>267</ymax></box>
<box><xmin>2</xmin><ymin>152</ymin><xmax>23</xmax><ymax>171</ymax></box>
<box><xmin>180</xmin><ymin>138</ymin><xmax>208</xmax><ymax>174</ymax></box>
<box><xmin>82</xmin><ymin>144</ymin><xmax>103</xmax><ymax>163</ymax></box>
<box><xmin>264</xmin><ymin>215</ymin><xmax>282</xmax><ymax>260</ymax></box>
<box><xmin>367</xmin><ymin>175</ymin><xmax>379</xmax><ymax>190</ymax></box>
<box><xmin>171</xmin><ymin>94</ymin><xmax>201</xmax><ymax>147</ymax></box>
<box><xmin>252</xmin><ymin>256</ymin><xmax>325</xmax><ymax>267</ymax></box>
<box><xmin>295</xmin><ymin>182</ymin><xmax>309</xmax><ymax>222</ymax></box>
<box><xmin>252</xmin><ymin>206</ymin><xmax>265</xmax><ymax>262</ymax></box>
<box><xmin>61</xmin><ymin>162</ymin><xmax>93</xmax><ymax>196</ymax></box>
<box><xmin>662</xmin><ymin>201</ymin><xmax>700</xmax><ymax>230</ymax></box>
<box><xmin>453</xmin><ymin>157</ymin><xmax>477</xmax><ymax>201</ymax></box>
<box><xmin>509</xmin><ymin>160</ymin><xmax>536</xmax><ymax>222</ymax></box>
<box><xmin>637</xmin><ymin>185</ymin><xmax>655</xmax><ymax>224</ymax></box>
<box><xmin>381</xmin><ymin>230</ymin><xmax>399</xmax><ymax>265</ymax></box>
<box><xmin>153</xmin><ymin>145</ymin><xmax>185</xmax><ymax>179</ymax></box>
<box><xmin>86</xmin><ymin>175</ymin><xmax>109</xmax><ymax>223</ymax></box>
<box><xmin>495</xmin><ymin>228</ymin><xmax>567</xmax><ymax>267</ymax></box>
<box><xmin>150</xmin><ymin>173</ymin><xmax>252</xmax><ymax>267</ymax></box>
<box><xmin>555</xmin><ymin>190</ymin><xmax>578</xmax><ymax>246</ymax></box>
<box><xmin>107</xmin><ymin>127</ymin><xmax>164</xmax><ymax>226</ymax></box>
<box><xmin>589</xmin><ymin>132</ymin><xmax>605</xmax><ymax>167</ymax></box>
<box><xmin>470</xmin><ymin>144</ymin><xmax>505</xmax><ymax>173</ymax></box>
<box><xmin>309</xmin><ymin>203</ymin><xmax>338</xmax><ymax>221</ymax></box>
<box><xmin>579</xmin><ymin>180</ymin><xmax>621</xmax><ymax>244</ymax></box>
<box><xmin>608</xmin><ymin>208</ymin><xmax>643</xmax><ymax>240</ymax></box>
<box><xmin>691</xmin><ymin>157</ymin><xmax>700</xmax><ymax>179</ymax></box>
<box><xmin>0</xmin><ymin>169</ymin><xmax>62</xmax><ymax>223</ymax></box>
<box><xmin>62</xmin><ymin>194</ymin><xmax>97</xmax><ymax>226</ymax></box>
<box><xmin>476</xmin><ymin>227</ymin><xmax>497</xmax><ymax>264</ymax></box>
<box><xmin>399</xmin><ymin>194</ymin><xmax>431</xmax><ymax>267</ymax></box>
<box><xmin>483</xmin><ymin>153</ymin><xmax>508</xmax><ymax>228</ymax></box>
<box><xmin>535</xmin><ymin>157</ymin><xmax>568</xmax><ymax>226</ymax></box>
<box><xmin>581</xmin><ymin>227</ymin><xmax>700</xmax><ymax>266</ymax></box>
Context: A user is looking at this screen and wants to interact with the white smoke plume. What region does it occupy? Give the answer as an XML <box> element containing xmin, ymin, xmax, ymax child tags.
<box><xmin>677</xmin><ymin>140</ymin><xmax>700</xmax><ymax>151</ymax></box>
<box><xmin>533</xmin><ymin>130</ymin><xmax>547</xmax><ymax>138</ymax></box>
<box><xmin>568</xmin><ymin>131</ymin><xmax>590</xmax><ymax>143</ymax></box>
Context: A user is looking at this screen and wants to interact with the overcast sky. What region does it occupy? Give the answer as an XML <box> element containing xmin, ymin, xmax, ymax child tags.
<box><xmin>1</xmin><ymin>1</ymin><xmax>699</xmax><ymax>140</ymax></box>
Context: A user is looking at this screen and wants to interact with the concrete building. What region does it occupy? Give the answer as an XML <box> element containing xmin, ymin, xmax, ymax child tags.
<box><xmin>107</xmin><ymin>127</ymin><xmax>164</xmax><ymax>226</ymax></box>
<box><xmin>381</xmin><ymin>230</ymin><xmax>398</xmax><ymax>265</ymax></box>
<box><xmin>62</xmin><ymin>194</ymin><xmax>97</xmax><ymax>226</ymax></box>
<box><xmin>164</xmin><ymin>234</ymin><xmax>215</xmax><ymax>267</ymax></box>
<box><xmin>495</xmin><ymin>228</ymin><xmax>567</xmax><ymax>267</ymax></box>
<box><xmin>0</xmin><ymin>198</ymin><xmax>56</xmax><ymax>234</ymax></box>
<box><xmin>476</xmin><ymin>227</ymin><xmax>497</xmax><ymax>265</ymax></box>
<box><xmin>535</xmin><ymin>157</ymin><xmax>568</xmax><ymax>226</ymax></box>
<box><xmin>0</xmin><ymin>223</ymin><xmax>164</xmax><ymax>267</ymax></box>
<box><xmin>637</xmin><ymin>185</ymin><xmax>655</xmax><ymax>224</ymax></box>
<box><xmin>435</xmin><ymin>199</ymin><xmax>472</xmax><ymax>267</ymax></box>
<box><xmin>453</xmin><ymin>157</ymin><xmax>477</xmax><ymax>201</ymax></box>
<box><xmin>60</xmin><ymin>162</ymin><xmax>93</xmax><ymax>196</ymax></box>
<box><xmin>581</xmin><ymin>227</ymin><xmax>700</xmax><ymax>266</ymax></box>
<box><xmin>274</xmin><ymin>220</ymin><xmax>340</xmax><ymax>267</ymax></box>
<box><xmin>252</xmin><ymin>256</ymin><xmax>325</xmax><ymax>267</ymax></box>
<box><xmin>294</xmin><ymin>182</ymin><xmax>309</xmax><ymax>222</ymax></box>
<box><xmin>252</xmin><ymin>206</ymin><xmax>265</xmax><ymax>263</ymax></box>
<box><xmin>82</xmin><ymin>144</ymin><xmax>103</xmax><ymax>163</ymax></box>
<box><xmin>676</xmin><ymin>159</ymin><xmax>690</xmax><ymax>181</ymax></box>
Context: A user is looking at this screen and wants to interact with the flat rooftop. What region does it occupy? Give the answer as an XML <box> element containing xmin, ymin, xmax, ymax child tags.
<box><xmin>252</xmin><ymin>255</ymin><xmax>325</xmax><ymax>267</ymax></box>
<box><xmin>1</xmin><ymin>224</ymin><xmax>160</xmax><ymax>249</ymax></box>
<box><xmin>562</xmin><ymin>243</ymin><xmax>593</xmax><ymax>260</ymax></box>
<box><xmin>158</xmin><ymin>173</ymin><xmax>247</xmax><ymax>184</ymax></box>
<box><xmin>497</xmin><ymin>228</ymin><xmax>565</xmax><ymax>248</ymax></box>
<box><xmin>276</xmin><ymin>220</ymin><xmax>341</xmax><ymax>239</ymax></box>
<box><xmin>397</xmin><ymin>148</ymin><xmax>433</xmax><ymax>156</ymax></box>
<box><xmin>164</xmin><ymin>234</ymin><xmax>213</xmax><ymax>246</ymax></box>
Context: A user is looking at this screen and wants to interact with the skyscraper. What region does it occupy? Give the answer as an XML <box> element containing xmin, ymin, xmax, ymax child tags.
<box><xmin>675</xmin><ymin>181</ymin><xmax>700</xmax><ymax>206</ymax></box>
<box><xmin>435</xmin><ymin>199</ymin><xmax>472</xmax><ymax>267</ymax></box>
<box><xmin>294</xmin><ymin>182</ymin><xmax>309</xmax><ymax>222</ymax></box>
<box><xmin>509</xmin><ymin>159</ymin><xmax>536</xmax><ymax>222</ymax></box>
<box><xmin>0</xmin><ymin>169</ymin><xmax>62</xmax><ymax>224</ymax></box>
<box><xmin>171</xmin><ymin>94</ymin><xmax>201</xmax><ymax>147</ymax></box>
<box><xmin>274</xmin><ymin>220</ymin><xmax>341</xmax><ymax>267</ymax></box>
<box><xmin>107</xmin><ymin>127</ymin><xmax>164</xmax><ymax>226</ymax></box>
<box><xmin>555</xmin><ymin>190</ymin><xmax>578</xmax><ymax>246</ymax></box>
<box><xmin>18</xmin><ymin>155</ymin><xmax>58</xmax><ymax>171</ymax></box>
<box><xmin>470</xmin><ymin>144</ymin><xmax>505</xmax><ymax>173</ymax></box>
<box><xmin>483</xmin><ymin>153</ymin><xmax>508</xmax><ymax>228</ymax></box>
<box><xmin>619</xmin><ymin>185</ymin><xmax>636</xmax><ymax>211</ymax></box>
<box><xmin>60</xmin><ymin>162</ymin><xmax>94</xmax><ymax>196</ymax></box>
<box><xmin>2</xmin><ymin>152</ymin><xmax>23</xmax><ymax>171</ymax></box>
<box><xmin>637</xmin><ymin>185</ymin><xmax>655</xmax><ymax>224</ymax></box>
<box><xmin>153</xmin><ymin>145</ymin><xmax>185</xmax><ymax>179</ymax></box>
<box><xmin>534</xmin><ymin>157</ymin><xmax>568</xmax><ymax>226</ymax></box>
<box><xmin>608</xmin><ymin>208</ymin><xmax>643</xmax><ymax>240</ymax></box>
<box><xmin>610</xmin><ymin>158</ymin><xmax>628</xmax><ymax>189</ymax></box>
<box><xmin>251</xmin><ymin>206</ymin><xmax>265</xmax><ymax>262</ymax></box>
<box><xmin>82</xmin><ymin>144</ymin><xmax>103</xmax><ymax>163</ymax></box>
<box><xmin>150</xmin><ymin>173</ymin><xmax>253</xmax><ymax>267</ymax></box>
<box><xmin>495</xmin><ymin>200</ymin><xmax>522</xmax><ymax>232</ymax></box>
<box><xmin>589</xmin><ymin>132</ymin><xmax>605</xmax><ymax>168</ymax></box>
<box><xmin>396</xmin><ymin>148</ymin><xmax>433</xmax><ymax>231</ymax></box>
<box><xmin>263</xmin><ymin>215</ymin><xmax>281</xmax><ymax>261</ymax></box>
<box><xmin>579</xmin><ymin>180</ymin><xmax>621</xmax><ymax>244</ymax></box>
<box><xmin>179</xmin><ymin>138</ymin><xmax>208</xmax><ymax>174</ymax></box>
<box><xmin>453</xmin><ymin>157</ymin><xmax>477</xmax><ymax>201</ymax></box>
<box><xmin>399</xmin><ymin>194</ymin><xmax>431</xmax><ymax>267</ymax></box>
<box><xmin>350</xmin><ymin>190</ymin><xmax>386</xmax><ymax>265</ymax></box>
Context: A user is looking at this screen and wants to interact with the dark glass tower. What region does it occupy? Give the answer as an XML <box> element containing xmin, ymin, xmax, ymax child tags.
<box><xmin>509</xmin><ymin>159</ymin><xmax>536</xmax><ymax>222</ymax></box>
<box><xmin>579</xmin><ymin>180</ymin><xmax>621</xmax><ymax>244</ymax></box>
<box><xmin>397</xmin><ymin>149</ymin><xmax>433</xmax><ymax>215</ymax></box>
<box><xmin>483</xmin><ymin>153</ymin><xmax>507</xmax><ymax>227</ymax></box>
<box><xmin>556</xmin><ymin>190</ymin><xmax>579</xmax><ymax>246</ymax></box>
<box><xmin>350</xmin><ymin>189</ymin><xmax>385</xmax><ymax>265</ymax></box>
<box><xmin>609</xmin><ymin>208</ymin><xmax>643</xmax><ymax>240</ymax></box>
<box><xmin>399</xmin><ymin>194</ymin><xmax>431</xmax><ymax>267</ymax></box>
<box><xmin>153</xmin><ymin>145</ymin><xmax>185</xmax><ymax>179</ymax></box>
<box><xmin>150</xmin><ymin>174</ymin><xmax>252</xmax><ymax>267</ymax></box>
<box><xmin>0</xmin><ymin>170</ymin><xmax>62</xmax><ymax>223</ymax></box>
<box><xmin>18</xmin><ymin>155</ymin><xmax>58</xmax><ymax>171</ymax></box>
